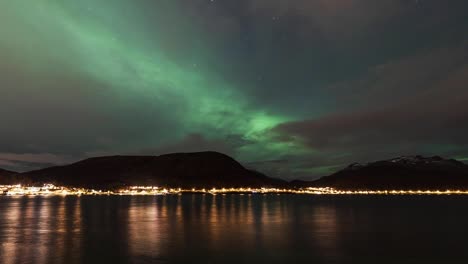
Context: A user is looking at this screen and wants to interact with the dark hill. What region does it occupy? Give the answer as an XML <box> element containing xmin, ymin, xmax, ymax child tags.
<box><xmin>20</xmin><ymin>151</ymin><xmax>286</xmax><ymax>189</ymax></box>
<box><xmin>308</xmin><ymin>156</ymin><xmax>468</xmax><ymax>190</ymax></box>
<box><xmin>0</xmin><ymin>168</ymin><xmax>18</xmax><ymax>184</ymax></box>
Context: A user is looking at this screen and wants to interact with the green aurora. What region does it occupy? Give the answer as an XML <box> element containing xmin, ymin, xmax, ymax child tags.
<box><xmin>1</xmin><ymin>0</ymin><xmax>468</xmax><ymax>178</ymax></box>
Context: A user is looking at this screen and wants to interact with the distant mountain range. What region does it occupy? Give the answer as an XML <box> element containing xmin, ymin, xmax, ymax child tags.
<box><xmin>1</xmin><ymin>153</ymin><xmax>468</xmax><ymax>190</ymax></box>
<box><xmin>297</xmin><ymin>155</ymin><xmax>468</xmax><ymax>190</ymax></box>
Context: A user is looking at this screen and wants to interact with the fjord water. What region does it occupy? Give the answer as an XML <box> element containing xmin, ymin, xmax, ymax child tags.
<box><xmin>0</xmin><ymin>195</ymin><xmax>467</xmax><ymax>264</ymax></box>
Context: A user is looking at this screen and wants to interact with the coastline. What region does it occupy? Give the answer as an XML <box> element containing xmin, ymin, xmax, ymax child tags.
<box><xmin>3</xmin><ymin>184</ymin><xmax>468</xmax><ymax>196</ymax></box>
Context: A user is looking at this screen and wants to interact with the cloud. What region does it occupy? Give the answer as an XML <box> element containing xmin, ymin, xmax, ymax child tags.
<box><xmin>0</xmin><ymin>153</ymin><xmax>71</xmax><ymax>164</ymax></box>
<box><xmin>276</xmin><ymin>98</ymin><xmax>468</xmax><ymax>150</ymax></box>
<box><xmin>0</xmin><ymin>152</ymin><xmax>75</xmax><ymax>172</ymax></box>
<box><xmin>329</xmin><ymin>45</ymin><xmax>468</xmax><ymax>109</ymax></box>
<box><xmin>274</xmin><ymin>45</ymin><xmax>468</xmax><ymax>170</ymax></box>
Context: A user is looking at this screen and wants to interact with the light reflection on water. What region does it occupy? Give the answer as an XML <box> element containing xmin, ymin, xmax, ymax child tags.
<box><xmin>1</xmin><ymin>195</ymin><xmax>468</xmax><ymax>264</ymax></box>
<box><xmin>0</xmin><ymin>196</ymin><xmax>83</xmax><ymax>264</ymax></box>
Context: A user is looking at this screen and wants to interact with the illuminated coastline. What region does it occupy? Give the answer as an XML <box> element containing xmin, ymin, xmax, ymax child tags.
<box><xmin>2</xmin><ymin>184</ymin><xmax>468</xmax><ymax>196</ymax></box>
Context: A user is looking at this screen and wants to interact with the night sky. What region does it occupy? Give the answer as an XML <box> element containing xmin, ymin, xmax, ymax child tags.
<box><xmin>1</xmin><ymin>0</ymin><xmax>468</xmax><ymax>179</ymax></box>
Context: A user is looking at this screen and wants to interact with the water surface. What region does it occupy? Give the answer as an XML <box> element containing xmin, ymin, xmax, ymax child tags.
<box><xmin>0</xmin><ymin>195</ymin><xmax>467</xmax><ymax>264</ymax></box>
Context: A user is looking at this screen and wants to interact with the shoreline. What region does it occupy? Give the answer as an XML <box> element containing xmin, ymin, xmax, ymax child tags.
<box><xmin>2</xmin><ymin>184</ymin><xmax>468</xmax><ymax>196</ymax></box>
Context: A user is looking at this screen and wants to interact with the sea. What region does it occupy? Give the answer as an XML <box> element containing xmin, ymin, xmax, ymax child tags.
<box><xmin>0</xmin><ymin>194</ymin><xmax>467</xmax><ymax>264</ymax></box>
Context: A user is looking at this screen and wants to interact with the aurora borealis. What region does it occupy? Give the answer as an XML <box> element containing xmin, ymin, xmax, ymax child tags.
<box><xmin>1</xmin><ymin>0</ymin><xmax>468</xmax><ymax>179</ymax></box>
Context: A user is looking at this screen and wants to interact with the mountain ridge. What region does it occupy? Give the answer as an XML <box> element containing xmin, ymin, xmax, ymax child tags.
<box><xmin>0</xmin><ymin>168</ymin><xmax>19</xmax><ymax>185</ymax></box>
<box><xmin>3</xmin><ymin>153</ymin><xmax>468</xmax><ymax>190</ymax></box>
<box><xmin>19</xmin><ymin>151</ymin><xmax>287</xmax><ymax>189</ymax></box>
<box><xmin>306</xmin><ymin>155</ymin><xmax>468</xmax><ymax>190</ymax></box>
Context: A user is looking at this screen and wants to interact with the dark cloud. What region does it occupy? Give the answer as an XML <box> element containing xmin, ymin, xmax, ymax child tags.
<box><xmin>329</xmin><ymin>45</ymin><xmax>468</xmax><ymax>109</ymax></box>
<box><xmin>0</xmin><ymin>152</ymin><xmax>75</xmax><ymax>172</ymax></box>
<box><xmin>274</xmin><ymin>45</ymin><xmax>468</xmax><ymax>171</ymax></box>
<box><xmin>276</xmin><ymin>100</ymin><xmax>468</xmax><ymax>151</ymax></box>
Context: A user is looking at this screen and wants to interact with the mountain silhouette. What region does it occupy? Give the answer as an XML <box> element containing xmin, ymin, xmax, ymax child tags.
<box><xmin>0</xmin><ymin>168</ymin><xmax>18</xmax><ymax>185</ymax></box>
<box><xmin>306</xmin><ymin>155</ymin><xmax>468</xmax><ymax>190</ymax></box>
<box><xmin>20</xmin><ymin>151</ymin><xmax>286</xmax><ymax>189</ymax></box>
<box><xmin>5</xmin><ymin>153</ymin><xmax>468</xmax><ymax>191</ymax></box>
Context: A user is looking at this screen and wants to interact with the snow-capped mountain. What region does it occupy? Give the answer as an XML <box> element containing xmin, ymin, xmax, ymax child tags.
<box><xmin>311</xmin><ymin>155</ymin><xmax>468</xmax><ymax>190</ymax></box>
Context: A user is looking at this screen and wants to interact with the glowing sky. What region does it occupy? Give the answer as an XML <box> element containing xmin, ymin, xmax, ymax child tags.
<box><xmin>1</xmin><ymin>0</ymin><xmax>468</xmax><ymax>179</ymax></box>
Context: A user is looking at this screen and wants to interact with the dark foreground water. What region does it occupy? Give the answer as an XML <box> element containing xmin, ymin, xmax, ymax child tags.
<box><xmin>0</xmin><ymin>195</ymin><xmax>467</xmax><ymax>264</ymax></box>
